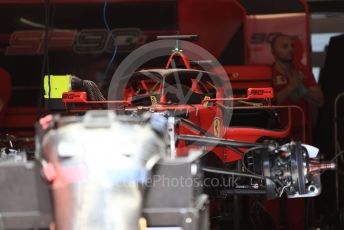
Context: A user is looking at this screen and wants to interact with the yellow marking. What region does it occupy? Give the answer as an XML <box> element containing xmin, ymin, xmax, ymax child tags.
<box><xmin>230</xmin><ymin>72</ymin><xmax>239</xmax><ymax>78</ymax></box>
<box><xmin>214</xmin><ymin>117</ymin><xmax>221</xmax><ymax>137</ymax></box>
<box><xmin>44</xmin><ymin>75</ymin><xmax>72</xmax><ymax>99</ymax></box>
<box><xmin>150</xmin><ymin>95</ymin><xmax>158</xmax><ymax>105</ymax></box>
<box><xmin>203</xmin><ymin>96</ymin><xmax>211</xmax><ymax>107</ymax></box>
<box><xmin>139</xmin><ymin>217</ymin><xmax>147</xmax><ymax>230</ymax></box>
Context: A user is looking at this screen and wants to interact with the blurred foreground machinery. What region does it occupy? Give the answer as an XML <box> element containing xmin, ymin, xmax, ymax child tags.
<box><xmin>0</xmin><ymin>111</ymin><xmax>336</xmax><ymax>229</ymax></box>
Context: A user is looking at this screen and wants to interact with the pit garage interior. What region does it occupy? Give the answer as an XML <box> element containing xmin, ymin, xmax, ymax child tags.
<box><xmin>1</xmin><ymin>0</ymin><xmax>344</xmax><ymax>229</ymax></box>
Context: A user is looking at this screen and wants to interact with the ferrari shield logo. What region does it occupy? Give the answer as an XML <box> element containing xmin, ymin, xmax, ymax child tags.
<box><xmin>214</xmin><ymin>117</ymin><xmax>221</xmax><ymax>137</ymax></box>
<box><xmin>203</xmin><ymin>96</ymin><xmax>211</xmax><ymax>107</ymax></box>
<box><xmin>150</xmin><ymin>95</ymin><xmax>157</xmax><ymax>105</ymax></box>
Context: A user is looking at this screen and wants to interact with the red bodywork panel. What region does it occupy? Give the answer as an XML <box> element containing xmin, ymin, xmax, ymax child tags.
<box><xmin>224</xmin><ymin>65</ymin><xmax>273</xmax><ymax>90</ymax></box>
<box><xmin>179</xmin><ymin>0</ymin><xmax>245</xmax><ymax>58</ymax></box>
<box><xmin>62</xmin><ymin>92</ymin><xmax>87</xmax><ymax>103</ymax></box>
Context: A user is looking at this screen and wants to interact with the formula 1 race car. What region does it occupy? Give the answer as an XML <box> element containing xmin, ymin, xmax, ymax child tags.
<box><xmin>0</xmin><ymin>1</ymin><xmax>339</xmax><ymax>229</ymax></box>
<box><xmin>32</xmin><ymin>35</ymin><xmax>334</xmax><ymax>229</ymax></box>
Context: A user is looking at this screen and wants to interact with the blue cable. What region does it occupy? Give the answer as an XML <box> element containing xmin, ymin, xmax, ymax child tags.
<box><xmin>103</xmin><ymin>0</ymin><xmax>117</xmax><ymax>80</ymax></box>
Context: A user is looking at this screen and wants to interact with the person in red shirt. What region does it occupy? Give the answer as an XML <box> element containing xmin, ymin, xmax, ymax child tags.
<box><xmin>269</xmin><ymin>34</ymin><xmax>324</xmax><ymax>230</ymax></box>
<box><xmin>271</xmin><ymin>34</ymin><xmax>324</xmax><ymax>142</ymax></box>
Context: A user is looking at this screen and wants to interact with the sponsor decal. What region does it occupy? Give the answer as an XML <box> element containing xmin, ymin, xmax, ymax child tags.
<box><xmin>247</xmin><ymin>87</ymin><xmax>274</xmax><ymax>99</ymax></box>
<box><xmin>246</xmin><ymin>13</ymin><xmax>307</xmax><ymax>65</ymax></box>
<box><xmin>3</xmin><ymin>28</ymin><xmax>176</xmax><ymax>55</ymax></box>
<box><xmin>62</xmin><ymin>92</ymin><xmax>87</xmax><ymax>103</ymax></box>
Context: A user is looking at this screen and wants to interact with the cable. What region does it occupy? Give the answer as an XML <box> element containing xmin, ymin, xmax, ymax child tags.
<box><xmin>103</xmin><ymin>0</ymin><xmax>117</xmax><ymax>80</ymax></box>
<box><xmin>37</xmin><ymin>0</ymin><xmax>50</xmax><ymax>118</ymax></box>
<box><xmin>83</xmin><ymin>80</ymin><xmax>106</xmax><ymax>101</ymax></box>
<box><xmin>331</xmin><ymin>150</ymin><xmax>344</xmax><ymax>162</ymax></box>
<box><xmin>46</xmin><ymin>0</ymin><xmax>51</xmax><ymax>110</ymax></box>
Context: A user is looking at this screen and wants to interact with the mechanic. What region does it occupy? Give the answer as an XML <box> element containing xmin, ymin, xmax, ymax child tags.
<box><xmin>271</xmin><ymin>34</ymin><xmax>324</xmax><ymax>142</ymax></box>
<box><xmin>0</xmin><ymin>68</ymin><xmax>11</xmax><ymax>128</ymax></box>
<box><xmin>270</xmin><ymin>34</ymin><xmax>324</xmax><ymax>230</ymax></box>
